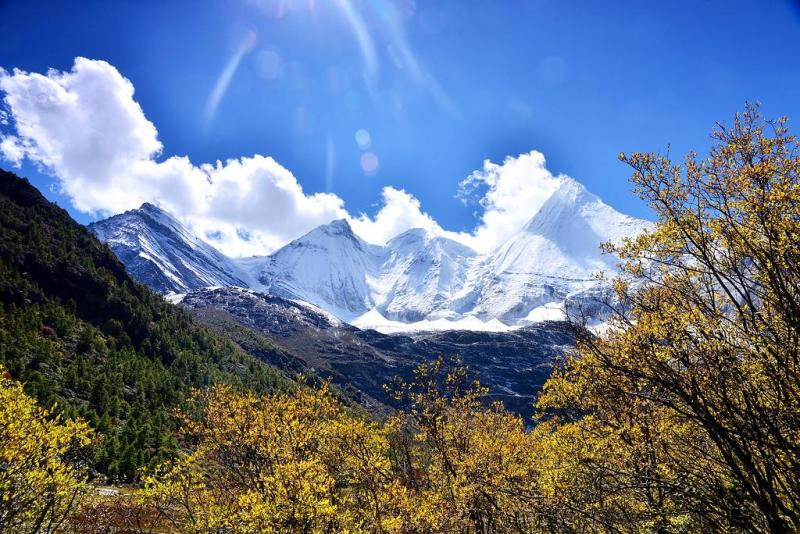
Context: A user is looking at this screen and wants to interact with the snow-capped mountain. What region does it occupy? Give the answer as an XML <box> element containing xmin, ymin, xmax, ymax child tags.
<box><xmin>244</xmin><ymin>221</ymin><xmax>477</xmax><ymax>322</ymax></box>
<box><xmin>448</xmin><ymin>177</ymin><xmax>649</xmax><ymax>323</ymax></box>
<box><xmin>88</xmin><ymin>203</ymin><xmax>247</xmax><ymax>293</ymax></box>
<box><xmin>377</xmin><ymin>229</ymin><xmax>476</xmax><ymax>322</ymax></box>
<box><xmin>91</xmin><ymin>177</ymin><xmax>649</xmax><ymax>331</ymax></box>
<box><xmin>250</xmin><ymin>219</ymin><xmax>383</xmax><ymax>319</ymax></box>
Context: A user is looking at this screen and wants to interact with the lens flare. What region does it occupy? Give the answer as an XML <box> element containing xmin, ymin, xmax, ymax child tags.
<box><xmin>257</xmin><ymin>49</ymin><xmax>283</xmax><ymax>80</ymax></box>
<box><xmin>354</xmin><ymin>129</ymin><xmax>371</xmax><ymax>149</ymax></box>
<box><xmin>205</xmin><ymin>31</ymin><xmax>257</xmax><ymax>126</ymax></box>
<box><xmin>325</xmin><ymin>136</ymin><xmax>336</xmax><ymax>191</ymax></box>
<box><xmin>335</xmin><ymin>0</ymin><xmax>378</xmax><ymax>84</ymax></box>
<box><xmin>360</xmin><ymin>152</ymin><xmax>379</xmax><ymax>174</ymax></box>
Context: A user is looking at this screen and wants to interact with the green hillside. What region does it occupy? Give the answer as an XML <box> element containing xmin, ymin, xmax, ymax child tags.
<box><xmin>0</xmin><ymin>169</ymin><xmax>292</xmax><ymax>482</ymax></box>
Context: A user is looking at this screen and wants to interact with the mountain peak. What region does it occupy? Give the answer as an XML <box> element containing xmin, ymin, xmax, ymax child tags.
<box><xmin>387</xmin><ymin>228</ymin><xmax>478</xmax><ymax>259</ymax></box>
<box><xmin>398</xmin><ymin>227</ymin><xmax>430</xmax><ymax>238</ymax></box>
<box><xmin>388</xmin><ymin>227</ymin><xmax>432</xmax><ymax>246</ymax></box>
<box><xmin>522</xmin><ymin>177</ymin><xmax>597</xmax><ymax>235</ymax></box>
<box><xmin>136</xmin><ymin>201</ymin><xmax>181</xmax><ymax>224</ymax></box>
<box><xmin>280</xmin><ymin>219</ymin><xmax>355</xmax><ymax>248</ymax></box>
<box><xmin>89</xmin><ymin>201</ymin><xmax>246</xmax><ymax>293</ymax></box>
<box><xmin>139</xmin><ymin>201</ymin><xmax>161</xmax><ymax>211</ymax></box>
<box><xmin>325</xmin><ymin>218</ymin><xmax>353</xmax><ymax>233</ymax></box>
<box><xmin>554</xmin><ymin>175</ymin><xmax>590</xmax><ymax>199</ymax></box>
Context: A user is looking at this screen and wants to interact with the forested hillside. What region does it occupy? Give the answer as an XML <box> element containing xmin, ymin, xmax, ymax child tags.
<box><xmin>0</xmin><ymin>169</ymin><xmax>291</xmax><ymax>481</ymax></box>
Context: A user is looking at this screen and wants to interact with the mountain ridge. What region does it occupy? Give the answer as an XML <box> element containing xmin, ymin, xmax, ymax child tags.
<box><xmin>90</xmin><ymin>177</ymin><xmax>651</xmax><ymax>330</ymax></box>
<box><xmin>89</xmin><ymin>203</ymin><xmax>248</xmax><ymax>293</ymax></box>
<box><xmin>181</xmin><ymin>286</ymin><xmax>574</xmax><ymax>419</ymax></box>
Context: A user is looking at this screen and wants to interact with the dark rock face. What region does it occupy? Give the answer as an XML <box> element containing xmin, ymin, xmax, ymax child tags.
<box><xmin>378</xmin><ymin>325</ymin><xmax>573</xmax><ymax>416</ymax></box>
<box><xmin>181</xmin><ymin>287</ymin><xmax>574</xmax><ymax>420</ymax></box>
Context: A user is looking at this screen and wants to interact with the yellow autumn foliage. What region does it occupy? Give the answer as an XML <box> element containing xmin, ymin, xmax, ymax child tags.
<box><xmin>538</xmin><ymin>103</ymin><xmax>800</xmax><ymax>531</ymax></box>
<box><xmin>136</xmin><ymin>361</ymin><xmax>557</xmax><ymax>533</ymax></box>
<box><xmin>138</xmin><ymin>382</ymin><xmax>395</xmax><ymax>532</ymax></box>
<box><xmin>0</xmin><ymin>367</ymin><xmax>93</xmax><ymax>533</ymax></box>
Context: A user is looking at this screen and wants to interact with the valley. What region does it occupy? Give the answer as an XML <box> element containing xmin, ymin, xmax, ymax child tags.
<box><xmin>179</xmin><ymin>287</ymin><xmax>574</xmax><ymax>419</ymax></box>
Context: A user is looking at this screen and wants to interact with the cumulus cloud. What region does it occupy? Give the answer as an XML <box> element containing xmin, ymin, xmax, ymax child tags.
<box><xmin>0</xmin><ymin>58</ymin><xmax>163</xmax><ymax>212</ymax></box>
<box><xmin>457</xmin><ymin>151</ymin><xmax>564</xmax><ymax>253</ymax></box>
<box><xmin>350</xmin><ymin>186</ymin><xmax>453</xmax><ymax>245</ymax></box>
<box><xmin>0</xmin><ymin>57</ymin><xmax>572</xmax><ymax>257</ymax></box>
<box><xmin>0</xmin><ymin>58</ymin><xmax>349</xmax><ymax>256</ymax></box>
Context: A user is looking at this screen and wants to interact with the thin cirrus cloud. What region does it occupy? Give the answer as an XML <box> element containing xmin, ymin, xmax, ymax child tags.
<box><xmin>0</xmin><ymin>57</ymin><xmax>568</xmax><ymax>256</ymax></box>
<box><xmin>205</xmin><ymin>31</ymin><xmax>258</xmax><ymax>126</ymax></box>
<box><xmin>335</xmin><ymin>0</ymin><xmax>379</xmax><ymax>85</ymax></box>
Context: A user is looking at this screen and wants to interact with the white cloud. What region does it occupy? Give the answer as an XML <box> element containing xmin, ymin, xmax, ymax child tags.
<box><xmin>195</xmin><ymin>156</ymin><xmax>348</xmax><ymax>256</ymax></box>
<box><xmin>0</xmin><ymin>135</ymin><xmax>23</xmax><ymax>164</ymax></box>
<box><xmin>0</xmin><ymin>58</ymin><xmax>163</xmax><ymax>213</ymax></box>
<box><xmin>457</xmin><ymin>151</ymin><xmax>564</xmax><ymax>253</ymax></box>
<box><xmin>0</xmin><ymin>57</ymin><xmax>572</xmax><ymax>257</ymax></box>
<box><xmin>0</xmin><ymin>58</ymin><xmax>348</xmax><ymax>256</ymax></box>
<box><xmin>350</xmin><ymin>186</ymin><xmax>453</xmax><ymax>245</ymax></box>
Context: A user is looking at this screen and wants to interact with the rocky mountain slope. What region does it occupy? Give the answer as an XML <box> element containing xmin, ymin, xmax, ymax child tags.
<box><xmin>89</xmin><ymin>203</ymin><xmax>247</xmax><ymax>293</ymax></box>
<box><xmin>180</xmin><ymin>287</ymin><xmax>575</xmax><ymax>419</ymax></box>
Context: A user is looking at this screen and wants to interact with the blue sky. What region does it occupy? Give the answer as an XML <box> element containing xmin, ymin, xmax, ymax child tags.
<box><xmin>1</xmin><ymin>0</ymin><xmax>799</xmax><ymax>254</ymax></box>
